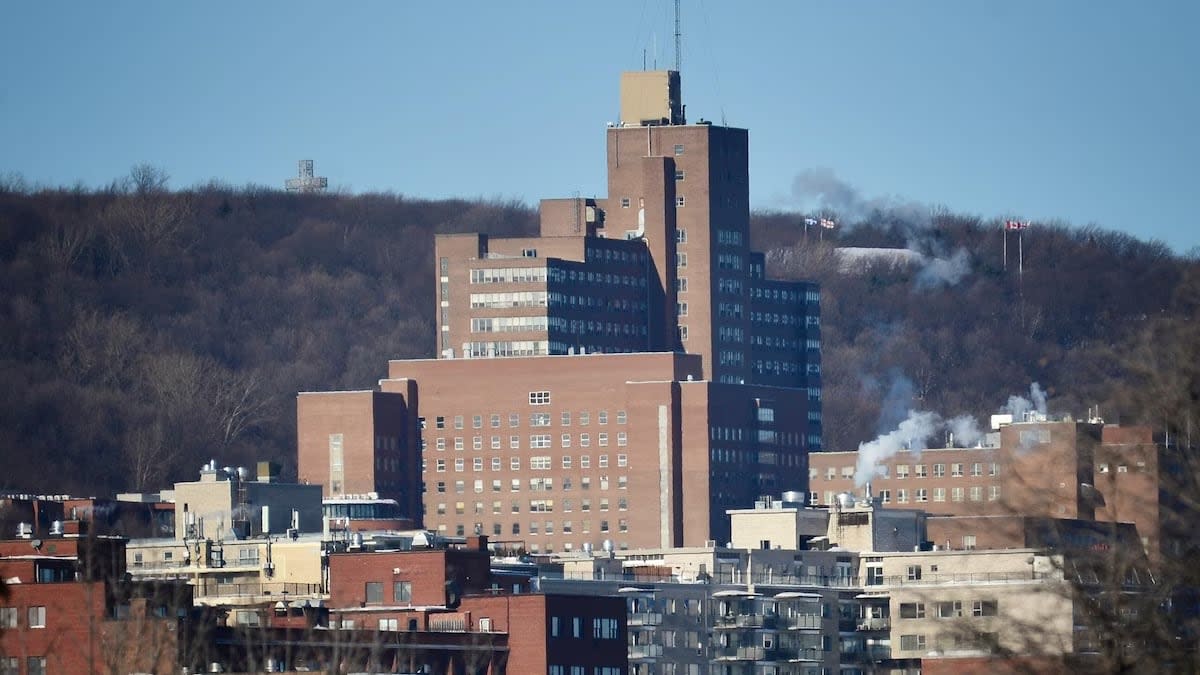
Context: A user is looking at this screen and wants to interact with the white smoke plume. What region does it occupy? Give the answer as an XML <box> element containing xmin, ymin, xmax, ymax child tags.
<box><xmin>914</xmin><ymin>248</ymin><xmax>972</xmax><ymax>289</ymax></box>
<box><xmin>854</xmin><ymin>410</ymin><xmax>941</xmax><ymax>487</ymax></box>
<box><xmin>791</xmin><ymin>167</ymin><xmax>931</xmax><ymax>229</ymax></box>
<box><xmin>945</xmin><ymin>414</ymin><xmax>984</xmax><ymax>448</ymax></box>
<box><xmin>1004</xmin><ymin>382</ymin><xmax>1049</xmax><ymax>421</ymax></box>
<box><xmin>875</xmin><ymin>370</ymin><xmax>916</xmax><ymax>435</ymax></box>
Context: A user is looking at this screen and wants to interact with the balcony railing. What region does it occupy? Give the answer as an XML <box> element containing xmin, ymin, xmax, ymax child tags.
<box><xmin>629</xmin><ymin>644</ymin><xmax>664</xmax><ymax>659</ymax></box>
<box><xmin>777</xmin><ymin>614</ymin><xmax>823</xmax><ymax>630</ymax></box>
<box><xmin>857</xmin><ymin>617</ymin><xmax>891</xmax><ymax>631</ymax></box>
<box><xmin>192</xmin><ymin>581</ymin><xmax>323</xmax><ymax>598</ymax></box>
<box><xmin>628</xmin><ymin>612</ymin><xmax>663</xmax><ymax>626</ymax></box>
<box><xmin>713</xmin><ymin>613</ymin><xmax>775</xmax><ymax>629</ymax></box>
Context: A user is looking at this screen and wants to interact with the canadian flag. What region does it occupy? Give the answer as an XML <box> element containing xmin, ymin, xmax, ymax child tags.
<box><xmin>1005</xmin><ymin>220</ymin><xmax>1029</xmax><ymax>230</ymax></box>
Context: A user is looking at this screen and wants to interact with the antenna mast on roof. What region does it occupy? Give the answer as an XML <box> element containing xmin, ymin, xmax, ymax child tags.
<box><xmin>674</xmin><ymin>0</ymin><xmax>682</xmax><ymax>72</ymax></box>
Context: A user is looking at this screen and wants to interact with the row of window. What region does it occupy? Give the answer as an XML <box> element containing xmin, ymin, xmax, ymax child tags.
<box><xmin>2</xmin><ymin>657</ymin><xmax>46</xmax><ymax>675</ymax></box>
<box><xmin>808</xmin><ymin>485</ymin><xmax>1000</xmax><ymax>506</ymax></box>
<box><xmin>550</xmin><ymin>666</ymin><xmax>622</xmax><ymax>675</ymax></box>
<box><xmin>433</xmin><ymin>472</ymin><xmax>625</xmax><ymax>491</ymax></box>
<box><xmin>0</xmin><ymin>606</ymin><xmax>45</xmax><ymax>629</ymax></box>
<box><xmin>437</xmin><ymin>497</ymin><xmax>629</xmax><ymax>515</ymax></box>
<box><xmin>581</xmin><ymin>246</ymin><xmax>648</xmax><ymax>266</ymax></box>
<box><xmin>468</xmin><ymin>291</ymin><xmax>547</xmax><ymax>308</ymax></box>
<box><xmin>750</xmin><ymin>310</ymin><xmax>810</xmax><ymax>327</ymax></box>
<box><xmin>443</xmin><ymin>518</ymin><xmax>629</xmax><ymax>537</ymax></box>
<box><xmin>899</xmin><ymin>599</ymin><xmax>998</xmax><ymax>619</ymax></box>
<box><xmin>470</xmin><ymin>316</ymin><xmax>549</xmax><ymax>333</ymax></box>
<box><xmin>709</xmin><ymin>426</ymin><xmax>805</xmax><ymax>446</ymax></box>
<box><xmin>547</xmin><ymin>291</ymin><xmax>649</xmax><ymax>313</ymax></box>
<box><xmin>362</xmin><ymin>580</ymin><xmax>413</xmax><ymax>605</ymax></box>
<box><xmin>465</xmin><ymin>340</ymin><xmax>548</xmax><ymax>357</ymax></box>
<box><xmin>429</xmin><ymin>409</ymin><xmax>628</xmax><ymax>430</ymax></box>
<box><xmin>820</xmin><ymin>462</ymin><xmax>1000</xmax><ymax>480</ymax></box>
<box><xmin>469</xmin><ymin>267</ymin><xmax>548</xmax><ymax>284</ymax></box>
<box><xmin>429</xmin><ymin>433</ymin><xmax>631</xmax><ymax>452</ymax></box>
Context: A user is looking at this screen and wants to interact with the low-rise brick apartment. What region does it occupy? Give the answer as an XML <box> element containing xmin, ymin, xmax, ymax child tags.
<box><xmin>808</xmin><ymin>416</ymin><xmax>1172</xmax><ymax>559</ymax></box>
<box><xmin>0</xmin><ymin>534</ymin><xmax>194</xmax><ymax>675</ymax></box>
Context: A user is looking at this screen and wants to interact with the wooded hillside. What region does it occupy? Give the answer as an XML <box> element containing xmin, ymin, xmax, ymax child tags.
<box><xmin>1</xmin><ymin>170</ymin><xmax>1196</xmax><ymax>495</ymax></box>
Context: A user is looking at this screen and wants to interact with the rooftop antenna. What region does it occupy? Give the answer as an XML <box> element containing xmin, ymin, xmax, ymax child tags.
<box><xmin>674</xmin><ymin>0</ymin><xmax>682</xmax><ymax>72</ymax></box>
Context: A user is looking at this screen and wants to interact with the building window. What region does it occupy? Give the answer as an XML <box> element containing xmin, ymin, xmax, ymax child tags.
<box><xmin>900</xmin><ymin>635</ymin><xmax>926</xmax><ymax>651</ymax></box>
<box><xmin>620</xmin><ymin>197</ymin><xmax>631</xmax><ymax>208</ymax></box>
<box><xmin>676</xmin><ymin>196</ymin><xmax>686</xmax><ymax>207</ymax></box>
<box><xmin>906</xmin><ymin>565</ymin><xmax>922</xmax><ymax>581</ymax></box>
<box><xmin>616</xmin><ymin>410</ymin><xmax>627</xmax><ymax>424</ymax></box>
<box><xmin>899</xmin><ymin>602</ymin><xmax>925</xmax><ymax>619</ymax></box>
<box><xmin>933</xmin><ymin>463</ymin><xmax>945</xmax><ymax>478</ymax></box>
<box><xmin>561</xmin><ymin>411</ymin><xmax>571</xmax><ymax>426</ymax></box>
<box><xmin>915</xmin><ymin>488</ymin><xmax>928</xmax><ymax>503</ymax></box>
<box><xmin>677</xmin><ymin>252</ymin><xmax>687</xmax><ymax>268</ymax></box>
<box><xmin>365</xmin><ymin>582</ymin><xmax>383</xmax><ymax>605</ymax></box>
<box><xmin>491</xmin><ymin>414</ymin><xmax>501</xmax><ymax>428</ymax></box>
<box><xmin>26</xmin><ymin>658</ymin><xmax>46</xmax><ymax>675</ymax></box>
<box><xmin>0</xmin><ymin>608</ymin><xmax>16</xmax><ymax>628</ymax></box>
<box><xmin>952</xmin><ymin>463</ymin><xmax>963</xmax><ymax>477</ymax></box>
<box><xmin>394</xmin><ymin>581</ymin><xmax>413</xmax><ymax>603</ymax></box>
<box><xmin>676</xmin><ymin>229</ymin><xmax>687</xmax><ymax>243</ymax></box>
<box><xmin>972</xmin><ymin>599</ymin><xmax>998</xmax><ymax>617</ymax></box>
<box><xmin>674</xmin><ymin>144</ymin><xmax>684</xmax><ymax>155</ymax></box>
<box><xmin>936</xmin><ymin>601</ymin><xmax>963</xmax><ymax>618</ymax></box>
<box><xmin>679</xmin><ymin>325</ymin><xmax>688</xmax><ymax>341</ymax></box>
<box><xmin>529</xmin><ymin>391</ymin><xmax>551</xmax><ymax>405</ymax></box>
<box><xmin>530</xmin><ymin>434</ymin><xmax>552</xmax><ymax>449</ymax></box>
<box><xmin>677</xmin><ymin>302</ymin><xmax>688</xmax><ymax>317</ymax></box>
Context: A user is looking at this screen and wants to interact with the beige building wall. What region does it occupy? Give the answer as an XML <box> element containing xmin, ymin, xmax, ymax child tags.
<box><xmin>728</xmin><ymin>509</ymin><xmax>813</xmax><ymax>550</ymax></box>
<box><xmin>864</xmin><ymin>549</ymin><xmax>1075</xmax><ymax>659</ymax></box>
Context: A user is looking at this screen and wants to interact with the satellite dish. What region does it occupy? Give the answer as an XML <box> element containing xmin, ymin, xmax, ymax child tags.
<box><xmin>30</xmin><ymin>539</ymin><xmax>42</xmax><ymax>551</ymax></box>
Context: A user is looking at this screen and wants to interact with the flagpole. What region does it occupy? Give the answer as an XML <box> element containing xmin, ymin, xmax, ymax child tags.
<box><xmin>1018</xmin><ymin>230</ymin><xmax>1023</xmax><ymax>278</ymax></box>
<box><xmin>1003</xmin><ymin>227</ymin><xmax>1008</xmax><ymax>270</ymax></box>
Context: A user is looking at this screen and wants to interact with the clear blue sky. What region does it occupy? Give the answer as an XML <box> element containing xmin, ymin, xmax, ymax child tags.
<box><xmin>2</xmin><ymin>2</ymin><xmax>1197</xmax><ymax>252</ymax></box>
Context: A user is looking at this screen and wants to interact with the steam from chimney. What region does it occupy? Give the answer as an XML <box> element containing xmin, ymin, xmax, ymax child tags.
<box><xmin>855</xmin><ymin>410</ymin><xmax>940</xmax><ymax>487</ymax></box>
<box><xmin>945</xmin><ymin>414</ymin><xmax>983</xmax><ymax>448</ymax></box>
<box><xmin>854</xmin><ymin>381</ymin><xmax>1053</xmax><ymax>485</ymax></box>
<box><xmin>1004</xmin><ymin>382</ymin><xmax>1049</xmax><ymax>419</ymax></box>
